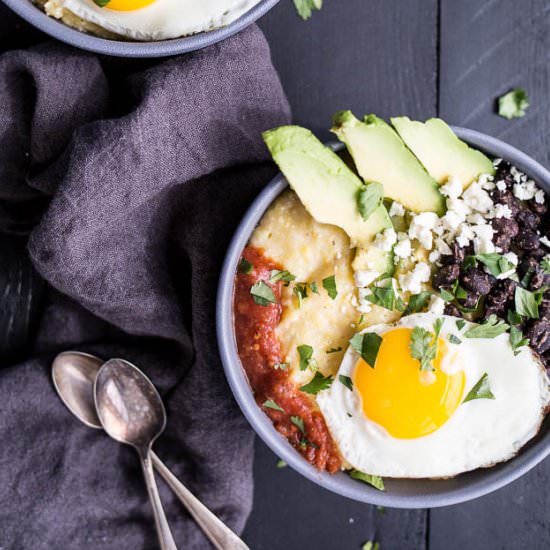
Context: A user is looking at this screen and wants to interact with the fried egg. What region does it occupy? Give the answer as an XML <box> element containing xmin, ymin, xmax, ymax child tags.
<box><xmin>317</xmin><ymin>313</ymin><xmax>550</xmax><ymax>478</ymax></box>
<box><xmin>47</xmin><ymin>0</ymin><xmax>262</xmax><ymax>40</ymax></box>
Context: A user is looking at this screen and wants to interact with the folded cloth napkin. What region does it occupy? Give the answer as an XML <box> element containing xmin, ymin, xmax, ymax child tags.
<box><xmin>0</xmin><ymin>27</ymin><xmax>290</xmax><ymax>549</ymax></box>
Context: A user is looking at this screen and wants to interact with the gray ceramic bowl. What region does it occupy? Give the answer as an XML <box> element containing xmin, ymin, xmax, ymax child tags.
<box><xmin>1</xmin><ymin>0</ymin><xmax>279</xmax><ymax>57</ymax></box>
<box><xmin>217</xmin><ymin>127</ymin><xmax>550</xmax><ymax>508</ymax></box>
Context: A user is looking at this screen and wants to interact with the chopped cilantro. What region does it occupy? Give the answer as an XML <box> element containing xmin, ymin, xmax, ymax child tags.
<box><xmin>463</xmin><ymin>315</ymin><xmax>509</xmax><ymax>338</ymax></box>
<box><xmin>322</xmin><ymin>275</ymin><xmax>338</xmax><ymax>299</ymax></box>
<box><xmin>456</xmin><ymin>319</ymin><xmax>466</xmax><ymax>331</ymax></box>
<box><xmin>293</xmin><ymin>283</ymin><xmax>308</xmax><ymax>307</ymax></box>
<box><xmin>269</xmin><ymin>269</ymin><xmax>295</xmax><ymax>284</ymax></box>
<box><xmin>404</xmin><ymin>291</ymin><xmax>432</xmax><ymax>314</ymax></box>
<box><xmin>448</xmin><ymin>334</ymin><xmax>462</xmax><ymax>345</ymax></box>
<box><xmin>276</xmin><ymin>459</ymin><xmax>287</xmax><ymax>468</ymax></box>
<box><xmin>350</xmin><ymin>332</ymin><xmax>382</xmax><ymax>368</ymax></box>
<box><xmin>472</xmin><ymin>253</ymin><xmax>515</xmax><ymax>277</ymax></box>
<box><xmin>92</xmin><ymin>0</ymin><xmax>110</xmax><ymax>6</ymax></box>
<box><xmin>357</xmin><ymin>182</ymin><xmax>384</xmax><ymax>221</ymax></box>
<box><xmin>362</xmin><ymin>542</ymin><xmax>380</xmax><ymax>550</ymax></box>
<box><xmin>299</xmin><ymin>372</ymin><xmax>334</xmax><ymax>394</ymax></box>
<box><xmin>290</xmin><ymin>415</ymin><xmax>305</xmax><ymax>434</ymax></box>
<box><xmin>541</xmin><ymin>257</ymin><xmax>550</xmax><ymax>275</ymax></box>
<box><xmin>440</xmin><ymin>288</ymin><xmax>455</xmax><ymax>302</ymax></box>
<box><xmin>507</xmin><ymin>309</ymin><xmax>523</xmax><ymax>325</ymax></box>
<box><xmin>409</xmin><ymin>326</ymin><xmax>438</xmax><ymax>371</ymax></box>
<box><xmin>326</xmin><ymin>347</ymin><xmax>342</xmax><ymax>354</ymax></box>
<box><xmin>498</xmin><ymin>88</ymin><xmax>529</xmax><ymax>120</ymax></box>
<box><xmin>263</xmin><ymin>399</ymin><xmax>284</xmax><ymax>412</ymax></box>
<box><xmin>463</xmin><ymin>373</ymin><xmax>495</xmax><ymax>403</ymax></box>
<box><xmin>366</xmin><ymin>285</ymin><xmax>405</xmax><ymax>312</ymax></box>
<box><xmin>309</xmin><ymin>281</ymin><xmax>319</xmax><ymax>294</ymax></box>
<box><xmin>509</xmin><ymin>326</ymin><xmax>529</xmax><ymax>356</ymax></box>
<box><xmin>238</xmin><ymin>258</ymin><xmax>253</xmax><ymax>274</ymax></box>
<box><xmin>515</xmin><ymin>286</ymin><xmax>544</xmax><ymax>319</ymax></box>
<box><xmin>297</xmin><ymin>344</ymin><xmax>316</xmax><ymax>371</ymax></box>
<box><xmin>349</xmin><ymin>469</ymin><xmax>385</xmax><ymax>491</ymax></box>
<box><xmin>250</xmin><ymin>281</ymin><xmax>277</xmax><ymax>306</ymax></box>
<box><xmin>293</xmin><ymin>0</ymin><xmax>322</xmax><ymax>20</ymax></box>
<box><xmin>339</xmin><ymin>375</ymin><xmax>353</xmax><ymax>391</ymax></box>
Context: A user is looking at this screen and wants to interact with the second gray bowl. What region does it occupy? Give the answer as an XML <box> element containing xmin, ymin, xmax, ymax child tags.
<box><xmin>217</xmin><ymin>127</ymin><xmax>550</xmax><ymax>509</ymax></box>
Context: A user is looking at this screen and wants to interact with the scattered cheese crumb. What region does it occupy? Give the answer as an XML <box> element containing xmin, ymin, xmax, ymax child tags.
<box><xmin>398</xmin><ymin>262</ymin><xmax>431</xmax><ymax>294</ymax></box>
<box><xmin>389</xmin><ymin>201</ymin><xmax>405</xmax><ymax>217</ymax></box>
<box><xmin>374</xmin><ymin>228</ymin><xmax>397</xmax><ymax>251</ymax></box>
<box><xmin>427</xmin><ymin>294</ymin><xmax>445</xmax><ymax>315</ymax></box>
<box><xmin>354</xmin><ymin>270</ymin><xmax>379</xmax><ymax>288</ymax></box>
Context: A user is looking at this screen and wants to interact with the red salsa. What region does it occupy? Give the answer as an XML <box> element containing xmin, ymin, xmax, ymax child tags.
<box><xmin>234</xmin><ymin>246</ymin><xmax>342</xmax><ymax>473</ymax></box>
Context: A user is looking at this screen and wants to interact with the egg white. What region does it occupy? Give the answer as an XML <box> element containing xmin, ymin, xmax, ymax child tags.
<box><xmin>317</xmin><ymin>314</ymin><xmax>550</xmax><ymax>478</ymax></box>
<box><xmin>59</xmin><ymin>0</ymin><xmax>263</xmax><ymax>40</ymax></box>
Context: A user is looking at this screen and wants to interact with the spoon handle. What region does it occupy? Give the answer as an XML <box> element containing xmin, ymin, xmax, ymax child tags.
<box><xmin>151</xmin><ymin>451</ymin><xmax>250</xmax><ymax>550</ymax></box>
<box><xmin>140</xmin><ymin>451</ymin><xmax>178</xmax><ymax>550</ymax></box>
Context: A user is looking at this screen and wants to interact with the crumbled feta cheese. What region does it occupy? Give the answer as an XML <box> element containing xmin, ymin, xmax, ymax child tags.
<box><xmin>408</xmin><ymin>212</ymin><xmax>439</xmax><ymax>250</ymax></box>
<box><xmin>455</xmin><ymin>224</ymin><xmax>475</xmax><ymax>248</ymax></box>
<box><xmin>503</xmin><ymin>251</ymin><xmax>518</xmax><ymax>266</ymax></box>
<box><xmin>441</xmin><ymin>210</ymin><xmax>465</xmax><ymax>232</ymax></box>
<box><xmin>479</xmin><ymin>174</ymin><xmax>495</xmax><ymax>191</ymax></box>
<box><xmin>398</xmin><ymin>262</ymin><xmax>431</xmax><ymax>294</ymax></box>
<box><xmin>462</xmin><ymin>182</ymin><xmax>493</xmax><ymax>213</ymax></box>
<box><xmin>513</xmin><ymin>180</ymin><xmax>537</xmax><ymax>200</ymax></box>
<box><xmin>493</xmin><ymin>158</ymin><xmax>503</xmax><ymax>167</ymax></box>
<box><xmin>354</xmin><ymin>270</ymin><xmax>379</xmax><ymax>288</ymax></box>
<box><xmin>472</xmin><ymin>224</ymin><xmax>495</xmax><ymax>254</ymax></box>
<box><xmin>389</xmin><ymin>201</ymin><xmax>405</xmax><ymax>217</ymax></box>
<box><xmin>540</xmin><ymin>236</ymin><xmax>550</xmax><ymax>248</ymax></box>
<box><xmin>427</xmin><ymin>294</ymin><xmax>445</xmax><ymax>315</ymax></box>
<box><xmin>535</xmin><ymin>189</ymin><xmax>546</xmax><ymax>204</ymax></box>
<box><xmin>394</xmin><ymin>233</ymin><xmax>412</xmax><ymax>259</ymax></box>
<box><xmin>440</xmin><ymin>176</ymin><xmax>463</xmax><ymax>199</ymax></box>
<box><xmin>511</xmin><ymin>166</ymin><xmax>525</xmax><ymax>183</ymax></box>
<box><xmin>357</xmin><ymin>303</ymin><xmax>372</xmax><ymax>314</ymax></box>
<box><xmin>435</xmin><ymin>238</ymin><xmax>452</xmax><ymax>255</ymax></box>
<box><xmin>358</xmin><ymin>288</ymin><xmax>372</xmax><ymax>301</ymax></box>
<box><xmin>496</xmin><ymin>180</ymin><xmax>507</xmax><ymax>191</ymax></box>
<box><xmin>446</xmin><ymin>197</ymin><xmax>472</xmax><ymax>218</ymax></box>
<box><xmin>493</xmin><ymin>204</ymin><xmax>512</xmax><ymax>219</ymax></box>
<box><xmin>466</xmin><ymin>213</ymin><xmax>486</xmax><ymax>225</ymax></box>
<box><xmin>428</xmin><ymin>250</ymin><xmax>441</xmax><ymax>263</ymax></box>
<box><xmin>374</xmin><ymin>228</ymin><xmax>397</xmax><ymax>251</ymax></box>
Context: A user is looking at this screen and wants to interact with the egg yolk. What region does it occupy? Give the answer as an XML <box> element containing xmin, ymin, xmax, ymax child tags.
<box><xmin>354</xmin><ymin>328</ymin><xmax>465</xmax><ymax>439</ymax></box>
<box><xmin>104</xmin><ymin>0</ymin><xmax>156</xmax><ymax>11</ymax></box>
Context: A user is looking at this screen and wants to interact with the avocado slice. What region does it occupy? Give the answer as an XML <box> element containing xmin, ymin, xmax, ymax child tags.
<box><xmin>391</xmin><ymin>117</ymin><xmax>495</xmax><ymax>188</ymax></box>
<box><xmin>262</xmin><ymin>125</ymin><xmax>393</xmax><ymax>273</ymax></box>
<box><xmin>332</xmin><ymin>112</ymin><xmax>445</xmax><ymax>216</ymax></box>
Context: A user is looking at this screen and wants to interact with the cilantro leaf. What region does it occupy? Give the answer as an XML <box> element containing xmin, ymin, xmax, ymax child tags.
<box><xmin>309</xmin><ymin>281</ymin><xmax>319</xmax><ymax>294</ymax></box>
<box><xmin>263</xmin><ymin>399</ymin><xmax>284</xmax><ymax>412</ymax></box>
<box><xmin>515</xmin><ymin>286</ymin><xmax>542</xmax><ymax>319</ymax></box>
<box><xmin>362</xmin><ymin>543</ymin><xmax>380</xmax><ymax>550</ymax></box>
<box><xmin>498</xmin><ymin>88</ymin><xmax>529</xmax><ymax>120</ymax></box>
<box><xmin>349</xmin><ymin>469</ymin><xmax>385</xmax><ymax>491</ymax></box>
<box><xmin>357</xmin><ymin>182</ymin><xmax>384</xmax><ymax>221</ymax></box>
<box><xmin>290</xmin><ymin>415</ymin><xmax>305</xmax><ymax>434</ymax></box>
<box><xmin>463</xmin><ymin>373</ymin><xmax>495</xmax><ymax>403</ymax></box>
<box><xmin>350</xmin><ymin>332</ymin><xmax>382</xmax><ymax>368</ymax></box>
<box><xmin>409</xmin><ymin>326</ymin><xmax>437</xmax><ymax>371</ymax></box>
<box><xmin>509</xmin><ymin>326</ymin><xmax>529</xmax><ymax>356</ymax></box>
<box><xmin>541</xmin><ymin>257</ymin><xmax>550</xmax><ymax>275</ymax></box>
<box><xmin>93</xmin><ymin>0</ymin><xmax>111</xmax><ymax>6</ymax></box>
<box><xmin>456</xmin><ymin>319</ymin><xmax>466</xmax><ymax>331</ymax></box>
<box><xmin>293</xmin><ymin>0</ymin><xmax>322</xmax><ymax>20</ymax></box>
<box><xmin>299</xmin><ymin>372</ymin><xmax>334</xmax><ymax>394</ymax></box>
<box><xmin>297</xmin><ymin>344</ymin><xmax>316</xmax><ymax>371</ymax></box>
<box><xmin>322</xmin><ymin>275</ymin><xmax>338</xmax><ymax>299</ymax></box>
<box><xmin>448</xmin><ymin>334</ymin><xmax>462</xmax><ymax>345</ymax></box>
<box><xmin>269</xmin><ymin>269</ymin><xmax>295</xmax><ymax>284</ymax></box>
<box><xmin>433</xmin><ymin>318</ymin><xmax>444</xmax><ymax>338</ymax></box>
<box><xmin>463</xmin><ymin>315</ymin><xmax>509</xmax><ymax>338</ymax></box>
<box><xmin>339</xmin><ymin>375</ymin><xmax>353</xmax><ymax>391</ymax></box>
<box><xmin>238</xmin><ymin>258</ymin><xmax>253</xmax><ymax>274</ymax></box>
<box><xmin>250</xmin><ymin>281</ymin><xmax>277</xmax><ymax>306</ymax></box>
<box><xmin>366</xmin><ymin>285</ymin><xmax>405</xmax><ymax>312</ymax></box>
<box><xmin>293</xmin><ymin>283</ymin><xmax>308</xmax><ymax>307</ymax></box>
<box><xmin>404</xmin><ymin>291</ymin><xmax>432</xmax><ymax>314</ymax></box>
<box><xmin>440</xmin><ymin>288</ymin><xmax>455</xmax><ymax>302</ymax></box>
<box><xmin>326</xmin><ymin>347</ymin><xmax>342</xmax><ymax>354</ymax></box>
<box><xmin>276</xmin><ymin>459</ymin><xmax>287</xmax><ymax>468</ymax></box>
<box><xmin>474</xmin><ymin>253</ymin><xmax>515</xmax><ymax>277</ymax></box>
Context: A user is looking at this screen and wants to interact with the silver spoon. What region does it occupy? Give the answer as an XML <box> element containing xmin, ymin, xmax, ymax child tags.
<box><xmin>52</xmin><ymin>351</ymin><xmax>248</xmax><ymax>550</ymax></box>
<box><xmin>95</xmin><ymin>358</ymin><xmax>177</xmax><ymax>550</ymax></box>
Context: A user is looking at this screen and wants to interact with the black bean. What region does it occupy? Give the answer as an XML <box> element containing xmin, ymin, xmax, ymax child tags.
<box><xmin>458</xmin><ymin>292</ymin><xmax>481</xmax><ymax>310</ymax></box>
<box><xmin>432</xmin><ymin>264</ymin><xmax>460</xmax><ymax>290</ymax></box>
<box><xmin>494</xmin><ymin>161</ymin><xmax>513</xmax><ymax>184</ymax></box>
<box><xmin>461</xmin><ymin>267</ymin><xmax>493</xmax><ymax>295</ymax></box>
<box><xmin>491</xmin><ymin>189</ymin><xmax>521</xmax><ymax>216</ymax></box>
<box><xmin>529</xmin><ymin>199</ymin><xmax>547</xmax><ymax>215</ymax></box>
<box><xmin>483</xmin><ymin>305</ymin><xmax>505</xmax><ymax>319</ymax></box>
<box><xmin>492</xmin><ymin>217</ymin><xmax>519</xmax><ymax>238</ymax></box>
<box><xmin>525</xmin><ymin>320</ymin><xmax>550</xmax><ymax>354</ymax></box>
<box><xmin>516</xmin><ymin>228</ymin><xmax>540</xmax><ymax>251</ymax></box>
<box><xmin>444</xmin><ymin>303</ymin><xmax>462</xmax><ymax>318</ymax></box>
<box><xmin>516</xmin><ymin>209</ymin><xmax>540</xmax><ymax>230</ymax></box>
<box><xmin>539</xmin><ymin>301</ymin><xmax>550</xmax><ymax>322</ymax></box>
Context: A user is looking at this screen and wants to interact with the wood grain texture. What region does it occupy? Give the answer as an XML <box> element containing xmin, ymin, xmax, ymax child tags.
<box><xmin>439</xmin><ymin>0</ymin><xmax>550</xmax><ymax>166</ymax></box>
<box><xmin>259</xmin><ymin>0</ymin><xmax>439</xmax><ymax>141</ymax></box>
<box><xmin>433</xmin><ymin>1</ymin><xmax>550</xmax><ymax>548</ymax></box>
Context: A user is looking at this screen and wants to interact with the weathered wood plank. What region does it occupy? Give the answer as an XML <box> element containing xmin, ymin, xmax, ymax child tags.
<box><xmin>433</xmin><ymin>1</ymin><xmax>550</xmax><ymax>548</ymax></box>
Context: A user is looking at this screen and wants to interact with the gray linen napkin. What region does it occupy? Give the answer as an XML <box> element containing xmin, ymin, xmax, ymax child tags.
<box><xmin>0</xmin><ymin>26</ymin><xmax>290</xmax><ymax>549</ymax></box>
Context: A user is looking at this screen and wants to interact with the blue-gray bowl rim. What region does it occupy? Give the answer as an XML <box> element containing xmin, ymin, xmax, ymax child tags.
<box><xmin>1</xmin><ymin>0</ymin><xmax>280</xmax><ymax>58</ymax></box>
<box><xmin>216</xmin><ymin>126</ymin><xmax>550</xmax><ymax>509</ymax></box>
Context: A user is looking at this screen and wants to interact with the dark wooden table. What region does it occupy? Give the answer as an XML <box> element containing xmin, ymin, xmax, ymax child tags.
<box><xmin>2</xmin><ymin>1</ymin><xmax>550</xmax><ymax>548</ymax></box>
